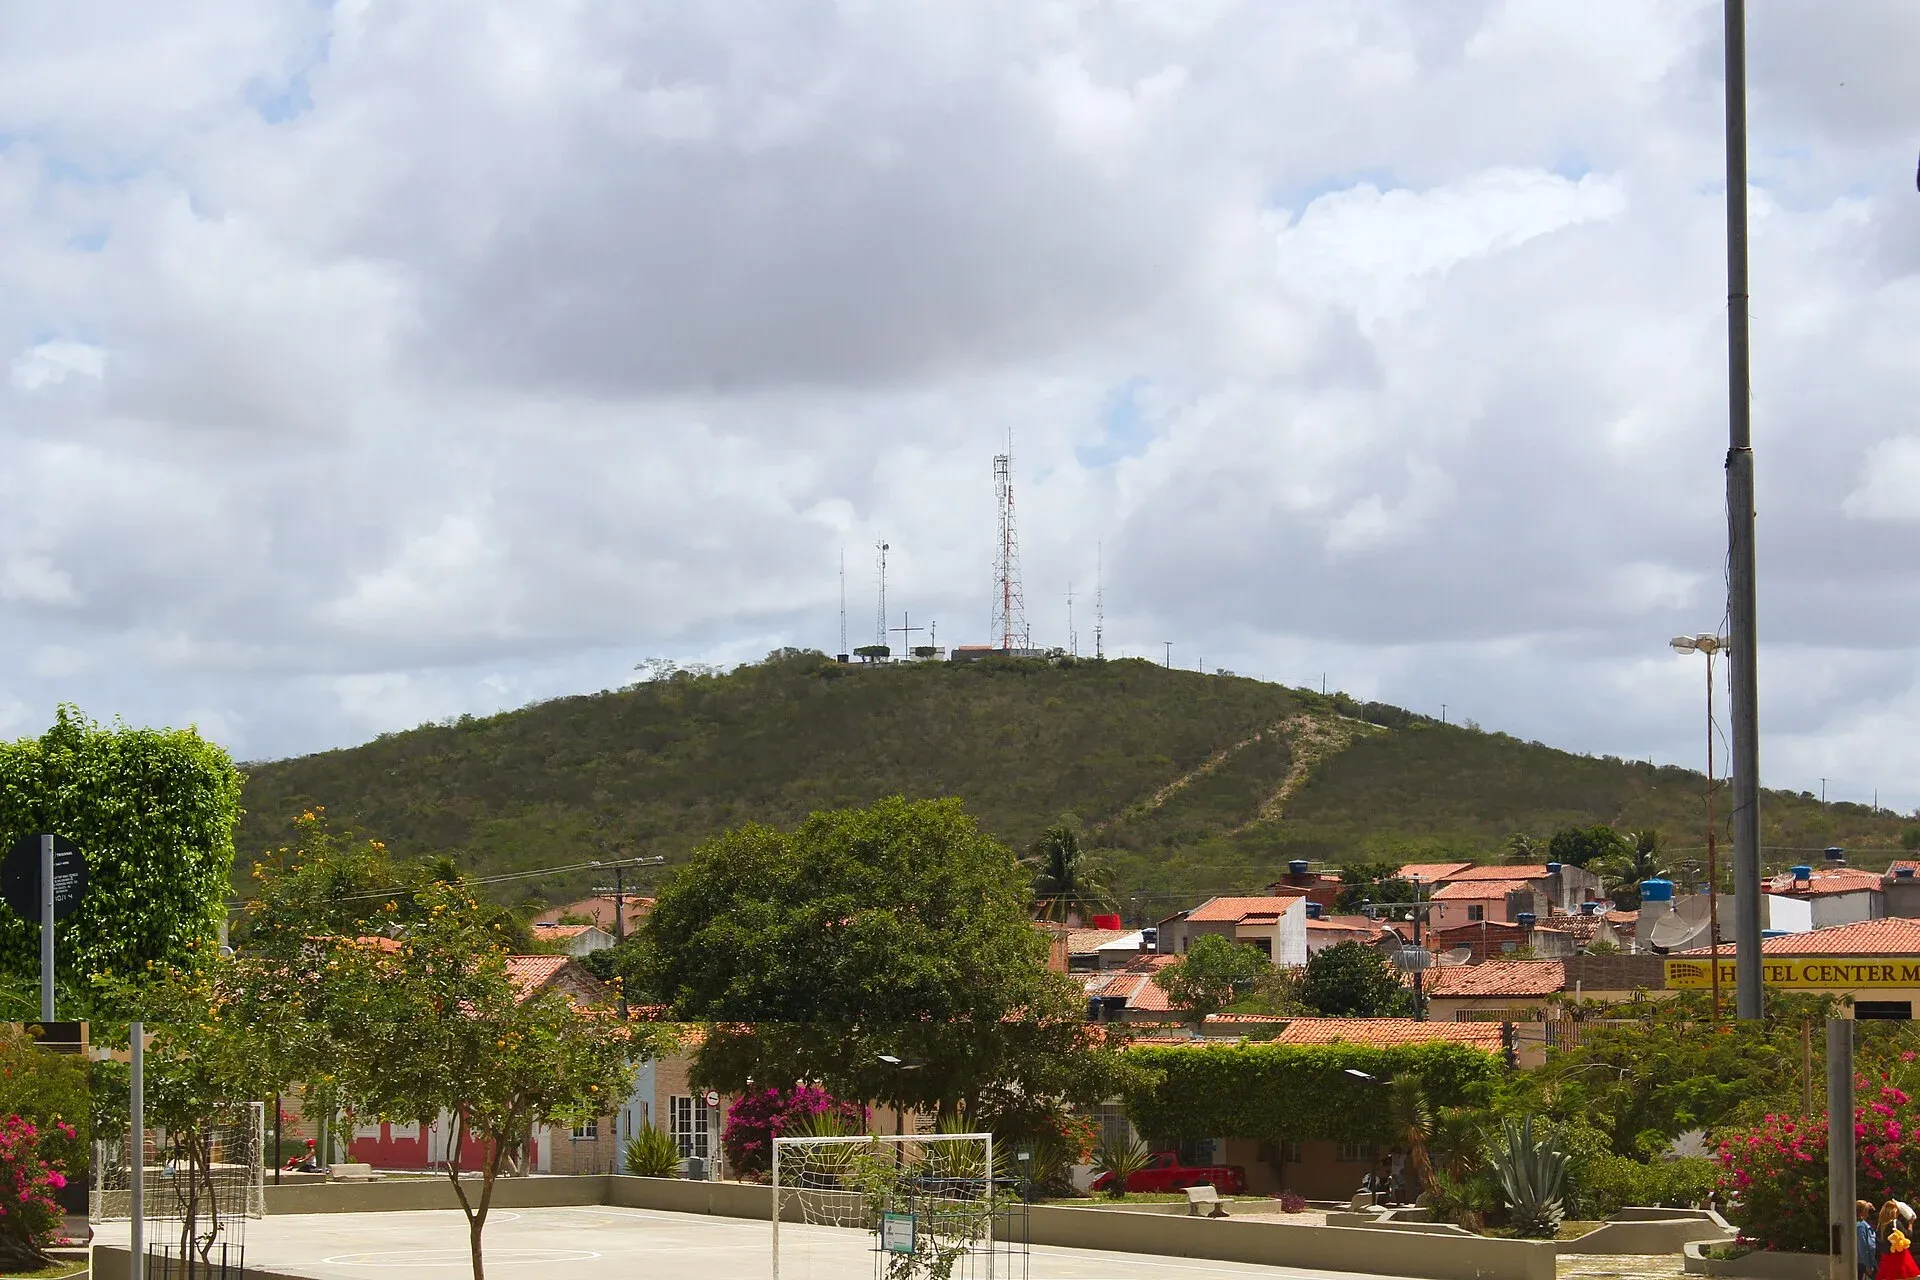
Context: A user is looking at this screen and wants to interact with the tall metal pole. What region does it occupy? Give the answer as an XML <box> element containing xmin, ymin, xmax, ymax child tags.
<box><xmin>1706</xmin><ymin>649</ymin><xmax>1722</xmax><ymax>1023</ymax></box>
<box><xmin>1827</xmin><ymin>1019</ymin><xmax>1855</xmax><ymax>1280</ymax></box>
<box><xmin>1411</xmin><ymin>878</ymin><xmax>1425</xmax><ymax>1022</ymax></box>
<box><xmin>39</xmin><ymin>834</ymin><xmax>53</xmax><ymax>1022</ymax></box>
<box><xmin>1723</xmin><ymin>0</ymin><xmax>1765</xmax><ymax>1021</ymax></box>
<box><xmin>131</xmin><ymin>1020</ymin><xmax>145</xmax><ymax>1280</ymax></box>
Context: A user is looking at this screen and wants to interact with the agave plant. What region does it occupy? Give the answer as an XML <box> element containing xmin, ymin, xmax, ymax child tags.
<box><xmin>1090</xmin><ymin>1136</ymin><xmax>1152</xmax><ymax>1199</ymax></box>
<box><xmin>622</xmin><ymin>1122</ymin><xmax>683</xmax><ymax>1178</ymax></box>
<box><xmin>1490</xmin><ymin>1116</ymin><xmax>1568</xmax><ymax>1238</ymax></box>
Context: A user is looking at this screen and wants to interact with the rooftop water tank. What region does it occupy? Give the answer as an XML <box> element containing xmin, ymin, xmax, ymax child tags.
<box><xmin>1546</xmin><ymin>862</ymin><xmax>1563</xmax><ymax>875</ymax></box>
<box><xmin>1288</xmin><ymin>860</ymin><xmax>1311</xmax><ymax>876</ymax></box>
<box><xmin>1825</xmin><ymin>846</ymin><xmax>1846</xmax><ymax>864</ymax></box>
<box><xmin>1791</xmin><ymin>865</ymin><xmax>1813</xmax><ymax>882</ymax></box>
<box><xmin>1515</xmin><ymin>912</ymin><xmax>1536</xmax><ymax>928</ymax></box>
<box><xmin>1639</xmin><ymin>879</ymin><xmax>1675</xmax><ymax>902</ymax></box>
<box><xmin>1305</xmin><ymin>902</ymin><xmax>1324</xmax><ymax>920</ymax></box>
<box><xmin>1898</xmin><ymin>868</ymin><xmax>1916</xmax><ymax>880</ymax></box>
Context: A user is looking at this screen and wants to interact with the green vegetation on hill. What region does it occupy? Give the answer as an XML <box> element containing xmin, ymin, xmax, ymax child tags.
<box><xmin>236</xmin><ymin>649</ymin><xmax>1914</xmax><ymax>917</ymax></box>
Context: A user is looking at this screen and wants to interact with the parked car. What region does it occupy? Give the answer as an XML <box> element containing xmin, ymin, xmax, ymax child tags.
<box><xmin>1090</xmin><ymin>1151</ymin><xmax>1248</xmax><ymax>1195</ymax></box>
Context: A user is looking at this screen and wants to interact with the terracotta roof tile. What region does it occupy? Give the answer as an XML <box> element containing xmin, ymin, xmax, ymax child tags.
<box><xmin>505</xmin><ymin>954</ymin><xmax>574</xmax><ymax>995</ymax></box>
<box><xmin>1447</xmin><ymin>864</ymin><xmax>1553</xmax><ymax>882</ymax></box>
<box><xmin>1679</xmin><ymin>917</ymin><xmax>1920</xmax><ymax>957</ymax></box>
<box><xmin>1423</xmin><ymin>959</ymin><xmax>1566</xmax><ymax>998</ymax></box>
<box><xmin>1764</xmin><ymin>868</ymin><xmax>1883</xmax><ymax>898</ymax></box>
<box><xmin>1184</xmin><ymin>895</ymin><xmax>1305</xmax><ymax>923</ymax></box>
<box><xmin>531</xmin><ymin>923</ymin><xmax>598</xmax><ymax>940</ymax></box>
<box><xmin>1272</xmin><ymin>1018</ymin><xmax>1507</xmax><ymax>1051</ymax></box>
<box><xmin>1398</xmin><ymin>862</ymin><xmax>1476</xmax><ymax>883</ymax></box>
<box><xmin>1431</xmin><ymin>880</ymin><xmax>1530</xmax><ymax>901</ymax></box>
<box><xmin>1065</xmin><ymin>928</ymin><xmax>1135</xmax><ymax>954</ymax></box>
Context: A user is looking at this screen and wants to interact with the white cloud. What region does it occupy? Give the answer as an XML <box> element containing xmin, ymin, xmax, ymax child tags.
<box><xmin>0</xmin><ymin>0</ymin><xmax>1916</xmax><ymax>817</ymax></box>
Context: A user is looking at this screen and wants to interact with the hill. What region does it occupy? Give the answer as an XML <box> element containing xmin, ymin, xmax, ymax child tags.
<box><xmin>236</xmin><ymin>649</ymin><xmax>1916</xmax><ymax>918</ymax></box>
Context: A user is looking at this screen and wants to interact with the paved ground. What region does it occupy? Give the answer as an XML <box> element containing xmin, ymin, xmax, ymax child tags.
<box><xmin>1557</xmin><ymin>1254</ymin><xmax>1684</xmax><ymax>1280</ymax></box>
<box><xmin>97</xmin><ymin>1205</ymin><xmax>1420</xmax><ymax>1279</ymax></box>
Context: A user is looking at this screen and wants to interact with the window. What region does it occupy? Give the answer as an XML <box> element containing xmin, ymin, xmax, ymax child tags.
<box><xmin>1174</xmin><ymin>1138</ymin><xmax>1215</xmax><ymax>1168</ymax></box>
<box><xmin>1094</xmin><ymin>1103</ymin><xmax>1134</xmax><ymax>1153</ymax></box>
<box><xmin>1466</xmin><ymin>905</ymin><xmax>1485</xmax><ymax>923</ymax></box>
<box><xmin>1278</xmin><ymin>1139</ymin><xmax>1303</xmax><ymax>1164</ymax></box>
<box><xmin>1858</xmin><ymin>1002</ymin><xmax>1913</xmax><ymax>1021</ymax></box>
<box><xmin>668</xmin><ymin>1096</ymin><xmax>708</xmax><ymax>1162</ymax></box>
<box><xmin>571</xmin><ymin>1119</ymin><xmax>598</xmax><ymax>1141</ymax></box>
<box><xmin>1337</xmin><ymin>1141</ymin><xmax>1377</xmax><ymax>1164</ymax></box>
<box><xmin>1244</xmin><ymin>937</ymin><xmax>1272</xmax><ymax>957</ymax></box>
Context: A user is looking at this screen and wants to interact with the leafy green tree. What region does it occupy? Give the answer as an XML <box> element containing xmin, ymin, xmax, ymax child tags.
<box><xmin>1299</xmin><ymin>941</ymin><xmax>1412</xmax><ymax>1017</ymax></box>
<box><xmin>0</xmin><ymin>707</ymin><xmax>241</xmax><ymax>1004</ymax></box>
<box><xmin>639</xmin><ymin>797</ymin><xmax>1130</xmax><ymax>1125</ymax></box>
<box><xmin>1023</xmin><ymin>821</ymin><xmax>1109</xmax><ymax>921</ymax></box>
<box><xmin>325</xmin><ymin>879</ymin><xmax>661</xmax><ymax>1280</ymax></box>
<box><xmin>1335</xmin><ymin>861</ymin><xmax>1414</xmax><ymax>914</ymax></box>
<box><xmin>1590</xmin><ymin>830</ymin><xmax>1672</xmax><ymax>910</ymax></box>
<box><xmin>1151</xmin><ymin>934</ymin><xmax>1269</xmax><ymax>1022</ymax></box>
<box><xmin>1545</xmin><ymin>825</ymin><xmax>1626</xmax><ymax>870</ymax></box>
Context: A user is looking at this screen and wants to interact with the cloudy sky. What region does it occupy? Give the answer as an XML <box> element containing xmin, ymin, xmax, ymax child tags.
<box><xmin>4</xmin><ymin>1</ymin><xmax>1920</xmax><ymax>807</ymax></box>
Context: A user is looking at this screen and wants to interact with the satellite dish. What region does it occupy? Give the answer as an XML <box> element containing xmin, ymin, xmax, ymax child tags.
<box><xmin>1671</xmin><ymin>895</ymin><xmax>1711</xmax><ymax>927</ymax></box>
<box><xmin>1648</xmin><ymin>913</ymin><xmax>1710</xmax><ymax>954</ymax></box>
<box><xmin>1438</xmin><ymin>947</ymin><xmax>1473</xmax><ymax>967</ymax></box>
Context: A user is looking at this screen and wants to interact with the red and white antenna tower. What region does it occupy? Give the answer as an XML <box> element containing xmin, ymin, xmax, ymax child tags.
<box><xmin>991</xmin><ymin>437</ymin><xmax>1027</xmax><ymax>651</ymax></box>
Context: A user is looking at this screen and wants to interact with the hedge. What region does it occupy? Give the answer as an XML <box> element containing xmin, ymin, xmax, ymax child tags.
<box><xmin>0</xmin><ymin>708</ymin><xmax>241</xmax><ymax>991</ymax></box>
<box><xmin>1122</xmin><ymin>1041</ymin><xmax>1503</xmax><ymax>1144</ymax></box>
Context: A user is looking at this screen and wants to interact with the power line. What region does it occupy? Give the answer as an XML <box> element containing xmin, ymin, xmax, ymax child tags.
<box><xmin>226</xmin><ymin>856</ymin><xmax>666</xmax><ymax>908</ymax></box>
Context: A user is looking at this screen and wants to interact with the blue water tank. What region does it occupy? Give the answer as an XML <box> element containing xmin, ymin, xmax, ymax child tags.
<box><xmin>1515</xmin><ymin>912</ymin><xmax>1536</xmax><ymax>928</ymax></box>
<box><xmin>1288</xmin><ymin>860</ymin><xmax>1311</xmax><ymax>876</ymax></box>
<box><xmin>1546</xmin><ymin>862</ymin><xmax>1563</xmax><ymax>875</ymax></box>
<box><xmin>1825</xmin><ymin>846</ymin><xmax>1846</xmax><ymax>864</ymax></box>
<box><xmin>1580</xmin><ymin>901</ymin><xmax>1600</xmax><ymax>916</ymax></box>
<box><xmin>1791</xmin><ymin>865</ymin><xmax>1813</xmax><ymax>882</ymax></box>
<box><xmin>1305</xmin><ymin>902</ymin><xmax>1324</xmax><ymax>920</ymax></box>
<box><xmin>1898</xmin><ymin>868</ymin><xmax>1916</xmax><ymax>880</ymax></box>
<box><xmin>1639</xmin><ymin>879</ymin><xmax>1675</xmax><ymax>902</ymax></box>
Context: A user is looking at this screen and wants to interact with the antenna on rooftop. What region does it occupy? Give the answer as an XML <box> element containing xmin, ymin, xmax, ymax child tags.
<box><xmin>991</xmin><ymin>432</ymin><xmax>1026</xmax><ymax>652</ymax></box>
<box><xmin>875</xmin><ymin>541</ymin><xmax>890</xmax><ymax>651</ymax></box>
<box><xmin>1095</xmin><ymin>542</ymin><xmax>1105</xmax><ymax>660</ymax></box>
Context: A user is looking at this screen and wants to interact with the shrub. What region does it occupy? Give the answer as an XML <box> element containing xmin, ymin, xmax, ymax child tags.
<box><xmin>1091</xmin><ymin>1137</ymin><xmax>1151</xmax><ymax>1199</ymax></box>
<box><xmin>1491</xmin><ymin>1117</ymin><xmax>1568</xmax><ymax>1239</ymax></box>
<box><xmin>1717</xmin><ymin>1082</ymin><xmax>1920</xmax><ymax>1252</ymax></box>
<box><xmin>622</xmin><ymin>1123</ymin><xmax>681</xmax><ymax>1179</ymax></box>
<box><xmin>720</xmin><ymin>1085</ymin><xmax>865</xmax><ymax>1178</ymax></box>
<box><xmin>1277</xmin><ymin>1189</ymin><xmax>1308</xmax><ymax>1213</ymax></box>
<box><xmin>0</xmin><ymin>1114</ymin><xmax>70</xmax><ymax>1271</ymax></box>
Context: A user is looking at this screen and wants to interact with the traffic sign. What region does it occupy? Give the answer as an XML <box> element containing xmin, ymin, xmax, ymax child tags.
<box><xmin>2</xmin><ymin>835</ymin><xmax>86</xmax><ymax>922</ymax></box>
<box><xmin>703</xmin><ymin>1090</ymin><xmax>720</xmax><ymax>1109</ymax></box>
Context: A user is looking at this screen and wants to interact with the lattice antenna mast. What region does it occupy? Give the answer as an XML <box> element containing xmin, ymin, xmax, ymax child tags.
<box><xmin>1094</xmin><ymin>541</ymin><xmax>1105</xmax><ymax>660</ymax></box>
<box><xmin>1066</xmin><ymin>584</ymin><xmax>1075</xmax><ymax>657</ymax></box>
<box><xmin>991</xmin><ymin>436</ymin><xmax>1026</xmax><ymax>651</ymax></box>
<box><xmin>838</xmin><ymin>548</ymin><xmax>847</xmax><ymax>656</ymax></box>
<box><xmin>874</xmin><ymin>541</ymin><xmax>889</xmax><ymax>650</ymax></box>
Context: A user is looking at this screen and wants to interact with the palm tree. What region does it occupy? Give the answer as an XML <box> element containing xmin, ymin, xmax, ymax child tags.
<box><xmin>1024</xmin><ymin>823</ymin><xmax>1110</xmax><ymax>923</ymax></box>
<box><xmin>1592</xmin><ymin>830</ymin><xmax>1673</xmax><ymax>909</ymax></box>
<box><xmin>1387</xmin><ymin>1075</ymin><xmax>1434</xmax><ymax>1194</ymax></box>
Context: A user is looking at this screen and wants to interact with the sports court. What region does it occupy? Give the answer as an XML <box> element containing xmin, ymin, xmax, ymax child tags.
<box><xmin>95</xmin><ymin>1204</ymin><xmax>1405</xmax><ymax>1280</ymax></box>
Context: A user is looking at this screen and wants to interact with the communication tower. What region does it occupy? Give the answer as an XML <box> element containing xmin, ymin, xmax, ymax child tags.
<box><xmin>991</xmin><ymin>439</ymin><xmax>1026</xmax><ymax>651</ymax></box>
<box><xmin>838</xmin><ymin>548</ymin><xmax>847</xmax><ymax>657</ymax></box>
<box><xmin>1095</xmin><ymin>542</ymin><xmax>1105</xmax><ymax>660</ymax></box>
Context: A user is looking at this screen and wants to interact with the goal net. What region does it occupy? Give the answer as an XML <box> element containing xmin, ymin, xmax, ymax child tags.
<box><xmin>94</xmin><ymin>1101</ymin><xmax>265</xmax><ymax>1278</ymax></box>
<box><xmin>772</xmin><ymin>1132</ymin><xmax>1027</xmax><ymax>1280</ymax></box>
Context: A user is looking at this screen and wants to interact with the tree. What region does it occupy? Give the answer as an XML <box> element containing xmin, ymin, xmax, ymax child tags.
<box><xmin>1545</xmin><ymin>825</ymin><xmax>1626</xmax><ymax>870</ymax></box>
<box><xmin>325</xmin><ymin>879</ymin><xmax>661</xmax><ymax>1280</ymax></box>
<box><xmin>1151</xmin><ymin>935</ymin><xmax>1269</xmax><ymax>1023</ymax></box>
<box><xmin>1590</xmin><ymin>830</ymin><xmax>1672</xmax><ymax>910</ymax></box>
<box><xmin>1335</xmin><ymin>861</ymin><xmax>1414</xmax><ymax>914</ymax></box>
<box><xmin>1299</xmin><ymin>941</ymin><xmax>1412</xmax><ymax>1017</ymax></box>
<box><xmin>1023</xmin><ymin>821</ymin><xmax>1109</xmax><ymax>922</ymax></box>
<box><xmin>0</xmin><ymin>707</ymin><xmax>242</xmax><ymax>1005</ymax></box>
<box><xmin>639</xmin><ymin>797</ymin><xmax>1130</xmax><ymax>1125</ymax></box>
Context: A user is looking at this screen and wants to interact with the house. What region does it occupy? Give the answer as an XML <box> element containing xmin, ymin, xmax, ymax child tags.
<box><xmin>532</xmin><ymin>895</ymin><xmax>654</xmax><ymax>939</ymax></box>
<box><xmin>1886</xmin><ymin>864</ymin><xmax>1920</xmax><ymax>918</ymax></box>
<box><xmin>1082</xmin><ymin>955</ymin><xmax>1181</xmax><ymax>1022</ymax></box>
<box><xmin>1420</xmin><ymin>955</ymin><xmax>1669</xmax><ymax>1064</ymax></box>
<box><xmin>1305</xmin><ymin>914</ymin><xmax>1394</xmax><ymax>955</ymax></box>
<box><xmin>1426</xmin><ymin>919</ymin><xmax>1575</xmax><ymax>963</ymax></box>
<box><xmin>1397</xmin><ymin>861</ymin><xmax>1475</xmax><ymax>886</ymax></box>
<box><xmin>346</xmin><ymin>955</ymin><xmax>674</xmax><ymax>1176</ymax></box>
<box><xmin>1157</xmin><ymin>891</ymin><xmax>1308</xmax><ymax>965</ymax></box>
<box><xmin>1427</xmin><ymin>879</ymin><xmax>1537</xmax><ymax>932</ymax></box>
<box><xmin>529</xmin><ymin>922</ymin><xmax>616</xmax><ymax>957</ymax></box>
<box><xmin>1266</xmin><ymin>861</ymin><xmax>1346</xmax><ymax>911</ymax></box>
<box><xmin>1667</xmin><ymin>917</ymin><xmax>1920</xmax><ymax>1019</ymax></box>
<box><xmin>1731</xmin><ymin>866</ymin><xmax>1884</xmax><ymax>933</ymax></box>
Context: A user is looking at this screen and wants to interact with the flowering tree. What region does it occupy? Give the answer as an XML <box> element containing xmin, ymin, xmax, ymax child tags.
<box><xmin>0</xmin><ymin>1114</ymin><xmax>71</xmax><ymax>1271</ymax></box>
<box><xmin>1718</xmin><ymin>1080</ymin><xmax>1920</xmax><ymax>1252</ymax></box>
<box><xmin>721</xmin><ymin>1085</ymin><xmax>866</xmax><ymax>1177</ymax></box>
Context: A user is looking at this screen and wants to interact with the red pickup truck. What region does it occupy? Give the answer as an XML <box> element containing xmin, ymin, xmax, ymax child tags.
<box><xmin>1091</xmin><ymin>1151</ymin><xmax>1249</xmax><ymax>1195</ymax></box>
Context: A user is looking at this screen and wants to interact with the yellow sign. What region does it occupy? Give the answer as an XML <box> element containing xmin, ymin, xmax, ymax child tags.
<box><xmin>1665</xmin><ymin>957</ymin><xmax>1920</xmax><ymax>991</ymax></box>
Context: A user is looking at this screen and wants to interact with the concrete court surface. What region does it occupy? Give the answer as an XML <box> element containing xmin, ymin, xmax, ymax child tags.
<box><xmin>98</xmin><ymin>1204</ymin><xmax>1411</xmax><ymax>1280</ymax></box>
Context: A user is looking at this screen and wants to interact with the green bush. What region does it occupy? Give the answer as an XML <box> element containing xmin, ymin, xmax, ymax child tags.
<box><xmin>1091</xmin><ymin>1136</ymin><xmax>1151</xmax><ymax>1199</ymax></box>
<box><xmin>622</xmin><ymin>1123</ymin><xmax>681</xmax><ymax>1178</ymax></box>
<box><xmin>1123</xmin><ymin>1041</ymin><xmax>1502</xmax><ymax>1145</ymax></box>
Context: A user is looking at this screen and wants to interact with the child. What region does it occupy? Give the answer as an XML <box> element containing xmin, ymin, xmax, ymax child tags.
<box><xmin>1879</xmin><ymin>1225</ymin><xmax>1919</xmax><ymax>1280</ymax></box>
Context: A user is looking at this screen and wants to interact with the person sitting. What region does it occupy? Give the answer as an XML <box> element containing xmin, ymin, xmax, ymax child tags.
<box><xmin>284</xmin><ymin>1139</ymin><xmax>324</xmax><ymax>1173</ymax></box>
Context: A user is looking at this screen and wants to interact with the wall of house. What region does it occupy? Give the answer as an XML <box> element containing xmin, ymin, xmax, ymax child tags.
<box><xmin>1812</xmin><ymin>892</ymin><xmax>1881</xmax><ymax>929</ymax></box>
<box><xmin>1428</xmin><ymin>897</ymin><xmax>1502</xmax><ymax>932</ymax></box>
<box><xmin>1224</xmin><ymin>1137</ymin><xmax>1378</xmax><ymax>1200</ymax></box>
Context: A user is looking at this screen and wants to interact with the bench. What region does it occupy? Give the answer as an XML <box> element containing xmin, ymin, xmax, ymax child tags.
<box><xmin>328</xmin><ymin>1163</ymin><xmax>384</xmax><ymax>1183</ymax></box>
<box><xmin>1185</xmin><ymin>1185</ymin><xmax>1230</xmax><ymax>1218</ymax></box>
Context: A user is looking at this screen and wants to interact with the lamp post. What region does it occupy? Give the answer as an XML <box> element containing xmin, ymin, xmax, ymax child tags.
<box><xmin>1671</xmin><ymin>634</ymin><xmax>1726</xmax><ymax>1022</ymax></box>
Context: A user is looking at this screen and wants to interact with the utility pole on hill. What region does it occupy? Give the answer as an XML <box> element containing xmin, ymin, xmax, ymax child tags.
<box><xmin>591</xmin><ymin>856</ymin><xmax>666</xmax><ymax>1018</ymax></box>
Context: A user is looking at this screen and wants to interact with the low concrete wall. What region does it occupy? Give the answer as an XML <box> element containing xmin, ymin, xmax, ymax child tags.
<box><xmin>1683</xmin><ymin>1241</ymin><xmax>1830</xmax><ymax>1280</ymax></box>
<box><xmin>606</xmin><ymin>1176</ymin><xmax>1555</xmax><ymax>1280</ymax></box>
<box><xmin>1569</xmin><ymin>1211</ymin><xmax>1733</xmax><ymax>1255</ymax></box>
<box><xmin>264</xmin><ymin>1173</ymin><xmax>609</xmax><ymax>1215</ymax></box>
<box><xmin>93</xmin><ymin>1244</ymin><xmax>309</xmax><ymax>1280</ymax></box>
<box><xmin>1325</xmin><ymin>1213</ymin><xmax>1477</xmax><ymax>1236</ymax></box>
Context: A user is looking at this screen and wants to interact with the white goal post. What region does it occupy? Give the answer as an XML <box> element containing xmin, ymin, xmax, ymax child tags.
<box><xmin>772</xmin><ymin>1131</ymin><xmax>998</xmax><ymax>1280</ymax></box>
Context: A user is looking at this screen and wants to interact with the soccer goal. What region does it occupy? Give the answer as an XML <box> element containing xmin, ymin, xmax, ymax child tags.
<box><xmin>772</xmin><ymin>1132</ymin><xmax>1028</xmax><ymax>1280</ymax></box>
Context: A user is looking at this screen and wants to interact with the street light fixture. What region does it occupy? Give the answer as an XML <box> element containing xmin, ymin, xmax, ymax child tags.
<box><xmin>1671</xmin><ymin>633</ymin><xmax>1728</xmax><ymax>1022</ymax></box>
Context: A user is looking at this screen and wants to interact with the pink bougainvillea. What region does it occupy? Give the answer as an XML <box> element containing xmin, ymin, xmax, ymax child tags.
<box><xmin>1719</xmin><ymin>1083</ymin><xmax>1920</xmax><ymax>1253</ymax></box>
<box><xmin>0</xmin><ymin>1114</ymin><xmax>69</xmax><ymax>1269</ymax></box>
<box><xmin>720</xmin><ymin>1086</ymin><xmax>868</xmax><ymax>1178</ymax></box>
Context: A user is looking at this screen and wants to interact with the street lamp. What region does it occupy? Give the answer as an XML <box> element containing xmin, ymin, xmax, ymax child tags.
<box><xmin>1671</xmin><ymin>633</ymin><xmax>1726</xmax><ymax>1022</ymax></box>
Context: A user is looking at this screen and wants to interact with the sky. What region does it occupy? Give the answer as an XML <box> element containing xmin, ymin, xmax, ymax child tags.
<box><xmin>3</xmin><ymin>1</ymin><xmax>1920</xmax><ymax>811</ymax></box>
